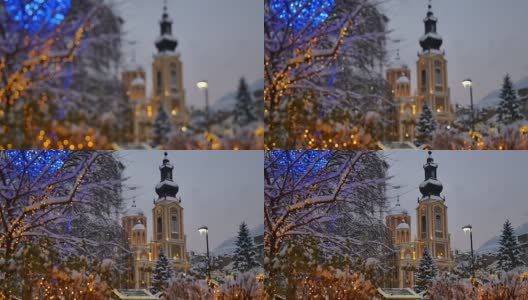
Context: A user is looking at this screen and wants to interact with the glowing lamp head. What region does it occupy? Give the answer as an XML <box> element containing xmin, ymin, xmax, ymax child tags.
<box><xmin>197</xmin><ymin>81</ymin><xmax>208</xmax><ymax>89</ymax></box>
<box><xmin>198</xmin><ymin>226</ymin><xmax>208</xmax><ymax>235</ymax></box>
<box><xmin>462</xmin><ymin>224</ymin><xmax>472</xmax><ymax>234</ymax></box>
<box><xmin>462</xmin><ymin>78</ymin><xmax>473</xmax><ymax>88</ymax></box>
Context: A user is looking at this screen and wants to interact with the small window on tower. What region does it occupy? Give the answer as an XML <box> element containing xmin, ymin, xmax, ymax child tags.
<box><xmin>157</xmin><ymin>71</ymin><xmax>162</xmax><ymax>94</ymax></box>
<box><xmin>171</xmin><ymin>69</ymin><xmax>177</xmax><ymax>88</ymax></box>
<box><xmin>157</xmin><ymin>217</ymin><xmax>162</xmax><ymax>240</ymax></box>
<box><xmin>435</xmin><ymin>68</ymin><xmax>442</xmax><ymax>86</ymax></box>
<box><xmin>421</xmin><ymin>70</ymin><xmax>427</xmax><ymax>92</ymax></box>
<box><xmin>421</xmin><ymin>215</ymin><xmax>427</xmax><ymax>238</ymax></box>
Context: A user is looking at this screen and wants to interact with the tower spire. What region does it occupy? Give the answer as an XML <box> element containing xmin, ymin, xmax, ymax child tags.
<box><xmin>419</xmin><ymin>0</ymin><xmax>443</xmax><ymax>52</ymax></box>
<box><xmin>155</xmin><ymin>0</ymin><xmax>178</xmax><ymax>53</ymax></box>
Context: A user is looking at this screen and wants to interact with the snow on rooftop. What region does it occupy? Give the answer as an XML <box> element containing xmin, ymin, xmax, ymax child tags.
<box><xmin>131</xmin><ymin>76</ymin><xmax>145</xmax><ymax>87</ymax></box>
<box><xmin>419</xmin><ymin>32</ymin><xmax>442</xmax><ymax>42</ymax></box>
<box><xmin>132</xmin><ymin>223</ymin><xmax>146</xmax><ymax>231</ymax></box>
<box><xmin>397</xmin><ymin>220</ymin><xmax>410</xmax><ymax>230</ymax></box>
<box><xmin>397</xmin><ymin>75</ymin><xmax>410</xmax><ymax>84</ymax></box>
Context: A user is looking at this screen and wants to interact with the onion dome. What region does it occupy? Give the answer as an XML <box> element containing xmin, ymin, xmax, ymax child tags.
<box><xmin>124</xmin><ymin>199</ymin><xmax>144</xmax><ymax>217</ymax></box>
<box><xmin>397</xmin><ymin>219</ymin><xmax>410</xmax><ymax>230</ymax></box>
<box><xmin>155</xmin><ymin>152</ymin><xmax>179</xmax><ymax>198</ymax></box>
<box><xmin>419</xmin><ymin>2</ymin><xmax>443</xmax><ymax>51</ymax></box>
<box><xmin>133</xmin><ymin>221</ymin><xmax>146</xmax><ymax>231</ymax></box>
<box><xmin>131</xmin><ymin>76</ymin><xmax>145</xmax><ymax>87</ymax></box>
<box><xmin>388</xmin><ymin>197</ymin><xmax>407</xmax><ymax>216</ymax></box>
<box><xmin>155</xmin><ymin>1</ymin><xmax>177</xmax><ymax>53</ymax></box>
<box><xmin>419</xmin><ymin>151</ymin><xmax>443</xmax><ymax>197</ymax></box>
<box><xmin>397</xmin><ymin>75</ymin><xmax>410</xmax><ymax>84</ymax></box>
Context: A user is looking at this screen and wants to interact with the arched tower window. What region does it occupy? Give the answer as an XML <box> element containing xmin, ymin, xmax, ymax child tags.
<box><xmin>435</xmin><ymin>68</ymin><xmax>442</xmax><ymax>86</ymax></box>
<box><xmin>421</xmin><ymin>70</ymin><xmax>427</xmax><ymax>92</ymax></box>
<box><xmin>171</xmin><ymin>208</ymin><xmax>178</xmax><ymax>239</ymax></box>
<box><xmin>156</xmin><ymin>71</ymin><xmax>162</xmax><ymax>94</ymax></box>
<box><xmin>157</xmin><ymin>217</ymin><xmax>162</xmax><ymax>240</ymax></box>
<box><xmin>421</xmin><ymin>215</ymin><xmax>427</xmax><ymax>238</ymax></box>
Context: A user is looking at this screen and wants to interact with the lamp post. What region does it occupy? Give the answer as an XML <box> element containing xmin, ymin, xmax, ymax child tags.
<box><xmin>462</xmin><ymin>79</ymin><xmax>474</xmax><ymax>133</ymax></box>
<box><xmin>198</xmin><ymin>226</ymin><xmax>211</xmax><ymax>279</ymax></box>
<box><xmin>462</xmin><ymin>224</ymin><xmax>475</xmax><ymax>278</ymax></box>
<box><xmin>197</xmin><ymin>80</ymin><xmax>210</xmax><ymax>130</ymax></box>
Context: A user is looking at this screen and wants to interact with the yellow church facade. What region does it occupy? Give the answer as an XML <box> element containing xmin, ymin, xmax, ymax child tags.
<box><xmin>122</xmin><ymin>2</ymin><xmax>189</xmax><ymax>144</ymax></box>
<box><xmin>387</xmin><ymin>3</ymin><xmax>454</xmax><ymax>143</ymax></box>
<box><xmin>386</xmin><ymin>151</ymin><xmax>454</xmax><ymax>288</ymax></box>
<box><xmin>122</xmin><ymin>153</ymin><xmax>190</xmax><ymax>289</ymax></box>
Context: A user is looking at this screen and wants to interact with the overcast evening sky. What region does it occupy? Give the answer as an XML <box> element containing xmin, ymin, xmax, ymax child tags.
<box><xmin>118</xmin><ymin>150</ymin><xmax>263</xmax><ymax>254</ymax></box>
<box><xmin>386</xmin><ymin>150</ymin><xmax>528</xmax><ymax>252</ymax></box>
<box><xmin>115</xmin><ymin>0</ymin><xmax>263</xmax><ymax>109</ymax></box>
<box><xmin>382</xmin><ymin>0</ymin><xmax>528</xmax><ymax>106</ymax></box>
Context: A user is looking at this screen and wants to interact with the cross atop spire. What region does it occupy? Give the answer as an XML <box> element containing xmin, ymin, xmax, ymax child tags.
<box><xmin>132</xmin><ymin>198</ymin><xmax>137</xmax><ymax>208</ymax></box>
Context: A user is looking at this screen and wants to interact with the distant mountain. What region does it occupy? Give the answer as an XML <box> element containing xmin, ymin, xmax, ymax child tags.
<box><xmin>477</xmin><ymin>222</ymin><xmax>528</xmax><ymax>254</ymax></box>
<box><xmin>210</xmin><ymin>78</ymin><xmax>264</xmax><ymax>113</ymax></box>
<box><xmin>477</xmin><ymin>76</ymin><xmax>528</xmax><ymax>109</ymax></box>
<box><xmin>212</xmin><ymin>224</ymin><xmax>264</xmax><ymax>256</ymax></box>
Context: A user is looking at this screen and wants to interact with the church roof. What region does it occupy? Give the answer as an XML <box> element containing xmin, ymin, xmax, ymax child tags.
<box><xmin>131</xmin><ymin>76</ymin><xmax>145</xmax><ymax>87</ymax></box>
<box><xmin>397</xmin><ymin>75</ymin><xmax>410</xmax><ymax>84</ymax></box>
<box><xmin>133</xmin><ymin>222</ymin><xmax>146</xmax><ymax>231</ymax></box>
<box><xmin>419</xmin><ymin>2</ymin><xmax>443</xmax><ymax>52</ymax></box>
<box><xmin>419</xmin><ymin>151</ymin><xmax>444</xmax><ymax>198</ymax></box>
<box><xmin>397</xmin><ymin>220</ymin><xmax>410</xmax><ymax>230</ymax></box>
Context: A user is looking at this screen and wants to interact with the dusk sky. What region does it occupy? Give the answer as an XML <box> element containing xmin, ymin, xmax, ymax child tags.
<box><xmin>382</xmin><ymin>0</ymin><xmax>528</xmax><ymax>106</ymax></box>
<box><xmin>115</xmin><ymin>0</ymin><xmax>262</xmax><ymax>109</ymax></box>
<box><xmin>386</xmin><ymin>150</ymin><xmax>528</xmax><ymax>252</ymax></box>
<box><xmin>118</xmin><ymin>150</ymin><xmax>263</xmax><ymax>253</ymax></box>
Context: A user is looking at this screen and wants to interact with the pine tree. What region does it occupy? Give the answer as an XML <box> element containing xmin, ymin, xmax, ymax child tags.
<box><xmin>151</xmin><ymin>248</ymin><xmax>174</xmax><ymax>294</ymax></box>
<box><xmin>497</xmin><ymin>220</ymin><xmax>524</xmax><ymax>272</ymax></box>
<box><xmin>497</xmin><ymin>74</ymin><xmax>523</xmax><ymax>125</ymax></box>
<box><xmin>234</xmin><ymin>77</ymin><xmax>256</xmax><ymax>126</ymax></box>
<box><xmin>415</xmin><ymin>247</ymin><xmax>438</xmax><ymax>293</ymax></box>
<box><xmin>233</xmin><ymin>221</ymin><xmax>259</xmax><ymax>273</ymax></box>
<box><xmin>415</xmin><ymin>102</ymin><xmax>437</xmax><ymax>146</ymax></box>
<box><xmin>151</xmin><ymin>103</ymin><xmax>172</xmax><ymax>147</ymax></box>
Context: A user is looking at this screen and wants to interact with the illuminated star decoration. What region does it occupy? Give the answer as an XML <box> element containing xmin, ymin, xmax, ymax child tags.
<box><xmin>270</xmin><ymin>0</ymin><xmax>335</xmax><ymax>30</ymax></box>
<box><xmin>6</xmin><ymin>150</ymin><xmax>70</xmax><ymax>177</ymax></box>
<box><xmin>4</xmin><ymin>0</ymin><xmax>71</xmax><ymax>33</ymax></box>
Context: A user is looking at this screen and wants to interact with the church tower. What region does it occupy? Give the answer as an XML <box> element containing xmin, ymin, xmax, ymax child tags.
<box><xmin>151</xmin><ymin>1</ymin><xmax>189</xmax><ymax>125</ymax></box>
<box><xmin>416</xmin><ymin>1</ymin><xmax>454</xmax><ymax>125</ymax></box>
<box><xmin>151</xmin><ymin>152</ymin><xmax>189</xmax><ymax>271</ymax></box>
<box><xmin>387</xmin><ymin>198</ymin><xmax>416</xmax><ymax>288</ymax></box>
<box><xmin>386</xmin><ymin>51</ymin><xmax>419</xmax><ymax>142</ymax></box>
<box><xmin>415</xmin><ymin>151</ymin><xmax>453</xmax><ymax>270</ymax></box>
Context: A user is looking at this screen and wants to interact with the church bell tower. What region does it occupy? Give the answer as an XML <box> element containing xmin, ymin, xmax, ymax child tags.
<box><xmin>151</xmin><ymin>1</ymin><xmax>189</xmax><ymax>125</ymax></box>
<box><xmin>151</xmin><ymin>152</ymin><xmax>189</xmax><ymax>271</ymax></box>
<box><xmin>415</xmin><ymin>151</ymin><xmax>453</xmax><ymax>270</ymax></box>
<box><xmin>416</xmin><ymin>1</ymin><xmax>453</xmax><ymax>125</ymax></box>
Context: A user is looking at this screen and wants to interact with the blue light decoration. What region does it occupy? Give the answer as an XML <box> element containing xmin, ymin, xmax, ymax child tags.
<box><xmin>6</xmin><ymin>150</ymin><xmax>70</xmax><ymax>177</ymax></box>
<box><xmin>270</xmin><ymin>0</ymin><xmax>335</xmax><ymax>30</ymax></box>
<box><xmin>3</xmin><ymin>0</ymin><xmax>71</xmax><ymax>34</ymax></box>
<box><xmin>270</xmin><ymin>150</ymin><xmax>331</xmax><ymax>176</ymax></box>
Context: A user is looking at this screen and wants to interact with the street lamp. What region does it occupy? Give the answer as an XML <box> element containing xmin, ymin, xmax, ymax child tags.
<box><xmin>197</xmin><ymin>80</ymin><xmax>210</xmax><ymax>129</ymax></box>
<box><xmin>462</xmin><ymin>78</ymin><xmax>475</xmax><ymax>133</ymax></box>
<box><xmin>198</xmin><ymin>225</ymin><xmax>211</xmax><ymax>279</ymax></box>
<box><xmin>462</xmin><ymin>224</ymin><xmax>475</xmax><ymax>278</ymax></box>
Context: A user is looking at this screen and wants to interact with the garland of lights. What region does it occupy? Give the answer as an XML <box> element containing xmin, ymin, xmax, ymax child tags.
<box><xmin>3</xmin><ymin>0</ymin><xmax>71</xmax><ymax>33</ymax></box>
